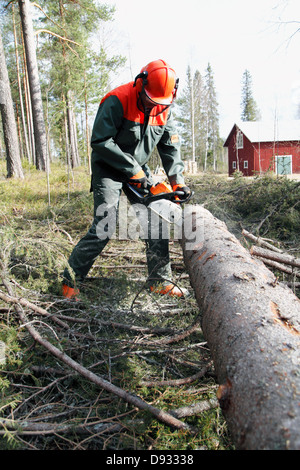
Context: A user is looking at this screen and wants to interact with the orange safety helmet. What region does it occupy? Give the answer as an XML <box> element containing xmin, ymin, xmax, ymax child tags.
<box><xmin>134</xmin><ymin>59</ymin><xmax>179</xmax><ymax>106</ymax></box>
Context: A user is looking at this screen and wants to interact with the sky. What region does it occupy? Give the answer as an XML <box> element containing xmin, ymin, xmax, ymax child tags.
<box><xmin>100</xmin><ymin>0</ymin><xmax>300</xmax><ymax>139</ymax></box>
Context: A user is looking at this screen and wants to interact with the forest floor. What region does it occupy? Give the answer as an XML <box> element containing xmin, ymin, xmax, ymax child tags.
<box><xmin>0</xmin><ymin>163</ymin><xmax>299</xmax><ymax>451</ymax></box>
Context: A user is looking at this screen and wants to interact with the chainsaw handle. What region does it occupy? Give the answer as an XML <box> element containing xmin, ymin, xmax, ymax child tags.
<box><xmin>146</xmin><ymin>190</ymin><xmax>193</xmax><ymax>205</ymax></box>
<box><xmin>124</xmin><ymin>182</ymin><xmax>194</xmax><ymax>205</ymax></box>
<box><xmin>172</xmin><ymin>190</ymin><xmax>194</xmax><ymax>204</ymax></box>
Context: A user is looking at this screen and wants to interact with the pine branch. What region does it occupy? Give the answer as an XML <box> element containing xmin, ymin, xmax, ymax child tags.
<box><xmin>0</xmin><ymin>268</ymin><xmax>191</xmax><ymax>433</ymax></box>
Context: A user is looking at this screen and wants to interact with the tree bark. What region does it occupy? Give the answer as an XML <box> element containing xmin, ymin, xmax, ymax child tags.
<box><xmin>84</xmin><ymin>68</ymin><xmax>91</xmax><ymax>174</ymax></box>
<box><xmin>0</xmin><ymin>30</ymin><xmax>24</xmax><ymax>179</ymax></box>
<box><xmin>242</xmin><ymin>229</ymin><xmax>283</xmax><ymax>253</ymax></box>
<box><xmin>66</xmin><ymin>89</ymin><xmax>80</xmax><ymax>168</ymax></box>
<box><xmin>18</xmin><ymin>0</ymin><xmax>47</xmax><ymax>171</ymax></box>
<box><xmin>250</xmin><ymin>245</ymin><xmax>300</xmax><ymax>269</ymax></box>
<box><xmin>12</xmin><ymin>3</ymin><xmax>31</xmax><ymax>164</ymax></box>
<box><xmin>21</xmin><ymin>35</ymin><xmax>35</xmax><ymax>164</ymax></box>
<box><xmin>181</xmin><ymin>205</ymin><xmax>300</xmax><ymax>450</ymax></box>
<box><xmin>255</xmin><ymin>256</ymin><xmax>300</xmax><ymax>278</ymax></box>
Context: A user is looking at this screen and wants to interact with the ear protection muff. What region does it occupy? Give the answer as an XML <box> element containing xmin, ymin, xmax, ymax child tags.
<box><xmin>173</xmin><ymin>78</ymin><xmax>179</xmax><ymax>100</ymax></box>
<box><xmin>134</xmin><ymin>72</ymin><xmax>179</xmax><ymax>104</ymax></box>
<box><xmin>133</xmin><ymin>71</ymin><xmax>148</xmax><ymax>88</ymax></box>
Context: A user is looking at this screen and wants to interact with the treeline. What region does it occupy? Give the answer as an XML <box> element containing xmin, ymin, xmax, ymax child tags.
<box><xmin>175</xmin><ymin>64</ymin><xmax>224</xmax><ymax>171</ymax></box>
<box><xmin>0</xmin><ymin>0</ymin><xmax>228</xmax><ymax>180</ymax></box>
<box><xmin>0</xmin><ymin>0</ymin><xmax>124</xmax><ymax>179</ymax></box>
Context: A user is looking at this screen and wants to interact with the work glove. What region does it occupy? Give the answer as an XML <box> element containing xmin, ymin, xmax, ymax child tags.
<box><xmin>128</xmin><ymin>170</ymin><xmax>148</xmax><ymax>189</ymax></box>
<box><xmin>172</xmin><ymin>184</ymin><xmax>192</xmax><ymax>200</ymax></box>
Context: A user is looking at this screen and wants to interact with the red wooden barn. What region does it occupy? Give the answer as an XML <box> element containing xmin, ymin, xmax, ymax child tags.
<box><xmin>224</xmin><ymin>121</ymin><xmax>300</xmax><ymax>176</ymax></box>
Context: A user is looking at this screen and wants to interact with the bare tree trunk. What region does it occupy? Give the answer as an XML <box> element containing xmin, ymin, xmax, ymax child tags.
<box><xmin>0</xmin><ymin>30</ymin><xmax>24</xmax><ymax>179</ymax></box>
<box><xmin>204</xmin><ymin>115</ymin><xmax>208</xmax><ymax>171</ymax></box>
<box><xmin>12</xmin><ymin>3</ymin><xmax>31</xmax><ymax>164</ymax></box>
<box><xmin>190</xmin><ymin>75</ymin><xmax>195</xmax><ymax>163</ymax></box>
<box><xmin>63</xmin><ymin>94</ymin><xmax>72</xmax><ymax>199</ymax></box>
<box><xmin>15</xmin><ymin>102</ymin><xmax>24</xmax><ymax>160</ymax></box>
<box><xmin>18</xmin><ymin>0</ymin><xmax>47</xmax><ymax>171</ymax></box>
<box><xmin>250</xmin><ymin>245</ymin><xmax>300</xmax><ymax>269</ymax></box>
<box><xmin>181</xmin><ymin>205</ymin><xmax>300</xmax><ymax>450</ymax></box>
<box><xmin>21</xmin><ymin>34</ymin><xmax>34</xmax><ymax>164</ymax></box>
<box><xmin>84</xmin><ymin>69</ymin><xmax>91</xmax><ymax>174</ymax></box>
<box><xmin>66</xmin><ymin>89</ymin><xmax>80</xmax><ymax>168</ymax></box>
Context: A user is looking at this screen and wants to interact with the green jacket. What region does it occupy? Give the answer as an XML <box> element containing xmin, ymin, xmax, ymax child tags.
<box><xmin>90</xmin><ymin>81</ymin><xmax>185</xmax><ymax>187</ymax></box>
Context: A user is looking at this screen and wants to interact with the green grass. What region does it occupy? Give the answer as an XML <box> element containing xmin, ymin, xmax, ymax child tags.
<box><xmin>0</xmin><ymin>162</ymin><xmax>233</xmax><ymax>450</ymax></box>
<box><xmin>1</xmin><ymin>162</ymin><xmax>299</xmax><ymax>450</ymax></box>
<box><xmin>186</xmin><ymin>172</ymin><xmax>300</xmax><ymax>245</ymax></box>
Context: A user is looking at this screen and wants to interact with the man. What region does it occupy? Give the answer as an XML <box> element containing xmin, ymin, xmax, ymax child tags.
<box><xmin>62</xmin><ymin>59</ymin><xmax>191</xmax><ymax>300</ymax></box>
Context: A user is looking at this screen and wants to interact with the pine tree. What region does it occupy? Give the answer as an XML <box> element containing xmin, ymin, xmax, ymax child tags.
<box><xmin>175</xmin><ymin>65</ymin><xmax>193</xmax><ymax>161</ymax></box>
<box><xmin>241</xmin><ymin>69</ymin><xmax>260</xmax><ymax>121</ymax></box>
<box><xmin>0</xmin><ymin>27</ymin><xmax>24</xmax><ymax>178</ymax></box>
<box><xmin>176</xmin><ymin>66</ymin><xmax>206</xmax><ymax>165</ymax></box>
<box><xmin>0</xmin><ymin>0</ymin><xmax>125</xmax><ymax>177</ymax></box>
<box><xmin>36</xmin><ymin>0</ymin><xmax>125</xmax><ymax>169</ymax></box>
<box><xmin>18</xmin><ymin>0</ymin><xmax>48</xmax><ymax>171</ymax></box>
<box><xmin>176</xmin><ymin>64</ymin><xmax>221</xmax><ymax>171</ymax></box>
<box><xmin>193</xmin><ymin>69</ymin><xmax>207</xmax><ymax>166</ymax></box>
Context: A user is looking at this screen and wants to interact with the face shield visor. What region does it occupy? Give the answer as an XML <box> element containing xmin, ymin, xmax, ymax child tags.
<box><xmin>134</xmin><ymin>70</ymin><xmax>179</xmax><ymax>116</ymax></box>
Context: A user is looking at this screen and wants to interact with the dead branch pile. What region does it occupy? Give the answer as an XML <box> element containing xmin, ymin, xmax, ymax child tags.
<box><xmin>242</xmin><ymin>229</ymin><xmax>300</xmax><ymax>294</ymax></box>
<box><xmin>0</xmin><ymin>242</ymin><xmax>223</xmax><ymax>450</ymax></box>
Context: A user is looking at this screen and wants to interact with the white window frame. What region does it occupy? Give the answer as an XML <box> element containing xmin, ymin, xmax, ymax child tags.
<box><xmin>232</xmin><ymin>161</ymin><xmax>237</xmax><ymax>169</ymax></box>
<box><xmin>275</xmin><ymin>155</ymin><xmax>292</xmax><ymax>175</ymax></box>
<box><xmin>243</xmin><ymin>160</ymin><xmax>248</xmax><ymax>169</ymax></box>
<box><xmin>237</xmin><ymin>131</ymin><xmax>243</xmax><ymax>149</ymax></box>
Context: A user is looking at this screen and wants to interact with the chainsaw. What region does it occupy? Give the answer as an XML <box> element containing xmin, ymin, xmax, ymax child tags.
<box><xmin>124</xmin><ymin>181</ymin><xmax>194</xmax><ymax>224</ymax></box>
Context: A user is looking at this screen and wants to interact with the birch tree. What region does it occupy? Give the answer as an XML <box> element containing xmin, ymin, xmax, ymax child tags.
<box><xmin>204</xmin><ymin>63</ymin><xmax>220</xmax><ymax>171</ymax></box>
<box><xmin>176</xmin><ymin>64</ymin><xmax>221</xmax><ymax>171</ymax></box>
<box><xmin>0</xmin><ymin>28</ymin><xmax>24</xmax><ymax>179</ymax></box>
<box><xmin>175</xmin><ymin>66</ymin><xmax>193</xmax><ymax>160</ymax></box>
<box><xmin>193</xmin><ymin>70</ymin><xmax>206</xmax><ymax>167</ymax></box>
<box><xmin>176</xmin><ymin>66</ymin><xmax>202</xmax><ymax>163</ymax></box>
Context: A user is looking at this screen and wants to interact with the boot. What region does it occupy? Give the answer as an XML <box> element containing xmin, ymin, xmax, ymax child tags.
<box><xmin>150</xmin><ymin>283</ymin><xmax>189</xmax><ymax>298</ymax></box>
<box><xmin>62</xmin><ymin>284</ymin><xmax>80</xmax><ymax>301</ymax></box>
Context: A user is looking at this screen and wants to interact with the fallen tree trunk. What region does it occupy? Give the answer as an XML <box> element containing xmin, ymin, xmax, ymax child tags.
<box><xmin>181</xmin><ymin>206</ymin><xmax>300</xmax><ymax>450</ymax></box>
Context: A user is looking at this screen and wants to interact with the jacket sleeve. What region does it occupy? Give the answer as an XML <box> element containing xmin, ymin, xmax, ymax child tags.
<box><xmin>156</xmin><ymin>110</ymin><xmax>185</xmax><ymax>186</ymax></box>
<box><xmin>91</xmin><ymin>95</ymin><xmax>142</xmax><ymax>178</ymax></box>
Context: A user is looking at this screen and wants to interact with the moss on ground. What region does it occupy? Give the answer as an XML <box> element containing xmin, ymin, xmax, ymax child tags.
<box><xmin>0</xmin><ymin>165</ymin><xmax>298</xmax><ymax>450</ymax></box>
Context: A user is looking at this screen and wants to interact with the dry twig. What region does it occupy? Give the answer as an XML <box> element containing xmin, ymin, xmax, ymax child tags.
<box><xmin>0</xmin><ymin>267</ymin><xmax>191</xmax><ymax>432</ymax></box>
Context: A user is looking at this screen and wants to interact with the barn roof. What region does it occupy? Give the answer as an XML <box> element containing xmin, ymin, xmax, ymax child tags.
<box><xmin>224</xmin><ymin>120</ymin><xmax>300</xmax><ymax>146</ymax></box>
